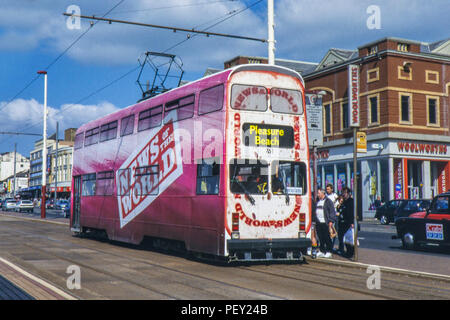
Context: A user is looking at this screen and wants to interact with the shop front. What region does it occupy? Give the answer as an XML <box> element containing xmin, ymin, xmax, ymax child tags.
<box><xmin>315</xmin><ymin>139</ymin><xmax>450</xmax><ymax>219</ymax></box>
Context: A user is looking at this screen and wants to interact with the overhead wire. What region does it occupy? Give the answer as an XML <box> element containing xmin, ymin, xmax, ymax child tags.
<box><xmin>0</xmin><ymin>0</ymin><xmax>264</xmax><ymax>147</ymax></box>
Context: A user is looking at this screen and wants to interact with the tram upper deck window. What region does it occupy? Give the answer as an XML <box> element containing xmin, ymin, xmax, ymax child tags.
<box><xmin>271</xmin><ymin>161</ymin><xmax>307</xmax><ymax>195</ymax></box>
<box><xmin>270</xmin><ymin>88</ymin><xmax>303</xmax><ymax>115</ymax></box>
<box><xmin>230</xmin><ymin>159</ymin><xmax>268</xmax><ymax>195</ymax></box>
<box><xmin>120</xmin><ymin>114</ymin><xmax>134</xmax><ymax>137</ymax></box>
<box><xmin>231</xmin><ymin>84</ymin><xmax>267</xmax><ymax>111</ymax></box>
<box><xmin>84</xmin><ymin>127</ymin><xmax>99</xmax><ymax>146</ymax></box>
<box><xmin>100</xmin><ymin>120</ymin><xmax>118</xmax><ymax>142</ymax></box>
<box><xmin>74</xmin><ymin>132</ymin><xmax>84</xmax><ymax>149</ymax></box>
<box><xmin>199</xmin><ymin>84</ymin><xmax>224</xmax><ymax>115</ymax></box>
<box><xmin>164</xmin><ymin>95</ymin><xmax>195</xmax><ymax>124</ymax></box>
<box><xmin>139</xmin><ymin>105</ymin><xmax>162</xmax><ymax>131</ymax></box>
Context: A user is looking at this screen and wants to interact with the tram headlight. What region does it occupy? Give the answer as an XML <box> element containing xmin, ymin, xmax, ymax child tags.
<box><xmin>231</xmin><ymin>232</ymin><xmax>240</xmax><ymax>239</ymax></box>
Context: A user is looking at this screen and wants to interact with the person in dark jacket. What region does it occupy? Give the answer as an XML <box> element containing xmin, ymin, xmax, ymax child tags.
<box><xmin>338</xmin><ymin>187</ymin><xmax>355</xmax><ymax>257</ymax></box>
<box><xmin>314</xmin><ymin>188</ymin><xmax>336</xmax><ymax>258</ymax></box>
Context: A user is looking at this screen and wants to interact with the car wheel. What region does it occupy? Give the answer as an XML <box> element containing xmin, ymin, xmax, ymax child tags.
<box><xmin>401</xmin><ymin>233</ymin><xmax>416</xmax><ymax>250</ymax></box>
<box><xmin>380</xmin><ymin>215</ymin><xmax>389</xmax><ymax>225</ymax></box>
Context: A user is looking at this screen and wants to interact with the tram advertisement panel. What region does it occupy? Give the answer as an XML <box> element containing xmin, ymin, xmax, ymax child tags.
<box><xmin>117</xmin><ymin>122</ymin><xmax>183</xmax><ymax>228</ymax></box>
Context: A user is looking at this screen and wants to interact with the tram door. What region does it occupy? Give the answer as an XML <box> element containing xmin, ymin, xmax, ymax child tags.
<box><xmin>71</xmin><ymin>175</ymin><xmax>82</xmax><ymax>231</ymax></box>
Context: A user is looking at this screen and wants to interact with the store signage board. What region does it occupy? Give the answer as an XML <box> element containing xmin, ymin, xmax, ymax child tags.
<box><xmin>305</xmin><ymin>94</ymin><xmax>323</xmax><ymax>147</ymax></box>
<box><xmin>357</xmin><ymin>131</ymin><xmax>367</xmax><ymax>153</ymax></box>
<box><xmin>348</xmin><ymin>64</ymin><xmax>360</xmax><ymax>127</ymax></box>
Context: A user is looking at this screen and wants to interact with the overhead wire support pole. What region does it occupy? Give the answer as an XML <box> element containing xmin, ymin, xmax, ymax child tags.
<box><xmin>62</xmin><ymin>13</ymin><xmax>267</xmax><ymax>43</ymax></box>
<box><xmin>267</xmin><ymin>0</ymin><xmax>275</xmax><ymax>65</ymax></box>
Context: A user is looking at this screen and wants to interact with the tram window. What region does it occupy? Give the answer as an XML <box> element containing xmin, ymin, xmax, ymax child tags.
<box><xmin>229</xmin><ymin>159</ymin><xmax>268</xmax><ymax>195</ymax></box>
<box><xmin>84</xmin><ymin>127</ymin><xmax>99</xmax><ymax>146</ymax></box>
<box><xmin>134</xmin><ymin>165</ymin><xmax>159</xmax><ymax>195</ymax></box>
<box><xmin>270</xmin><ymin>88</ymin><xmax>303</xmax><ymax>115</ymax></box>
<box><xmin>138</xmin><ymin>105</ymin><xmax>162</xmax><ymax>131</ymax></box>
<box><xmin>117</xmin><ymin>168</ymin><xmax>131</xmax><ymax>196</ymax></box>
<box><xmin>164</xmin><ymin>95</ymin><xmax>195</xmax><ymax>124</ymax></box>
<box><xmin>231</xmin><ymin>84</ymin><xmax>267</xmax><ymax>111</ymax></box>
<box><xmin>96</xmin><ymin>171</ymin><xmax>114</xmax><ymax>196</ymax></box>
<box><xmin>100</xmin><ymin>120</ymin><xmax>118</xmax><ymax>142</ymax></box>
<box><xmin>271</xmin><ymin>161</ymin><xmax>307</xmax><ymax>195</ymax></box>
<box><xmin>82</xmin><ymin>173</ymin><xmax>96</xmax><ymax>196</ymax></box>
<box><xmin>74</xmin><ymin>132</ymin><xmax>84</xmax><ymax>149</ymax></box>
<box><xmin>196</xmin><ymin>159</ymin><xmax>220</xmax><ymax>195</ymax></box>
<box><xmin>121</xmin><ymin>114</ymin><xmax>134</xmax><ymax>136</ymax></box>
<box><xmin>199</xmin><ymin>84</ymin><xmax>224</xmax><ymax>115</ymax></box>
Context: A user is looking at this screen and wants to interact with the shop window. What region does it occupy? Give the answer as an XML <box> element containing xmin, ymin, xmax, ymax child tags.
<box><xmin>196</xmin><ymin>159</ymin><xmax>220</xmax><ymax>195</ymax></box>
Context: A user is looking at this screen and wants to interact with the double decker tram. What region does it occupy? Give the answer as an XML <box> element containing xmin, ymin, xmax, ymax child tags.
<box><xmin>70</xmin><ymin>64</ymin><xmax>312</xmax><ymax>262</ymax></box>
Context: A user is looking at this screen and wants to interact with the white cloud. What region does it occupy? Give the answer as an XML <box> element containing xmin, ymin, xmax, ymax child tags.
<box><xmin>0</xmin><ymin>98</ymin><xmax>120</xmax><ymax>134</ymax></box>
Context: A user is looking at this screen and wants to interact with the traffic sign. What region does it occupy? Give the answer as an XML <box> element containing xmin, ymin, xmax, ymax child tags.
<box><xmin>357</xmin><ymin>131</ymin><xmax>367</xmax><ymax>153</ymax></box>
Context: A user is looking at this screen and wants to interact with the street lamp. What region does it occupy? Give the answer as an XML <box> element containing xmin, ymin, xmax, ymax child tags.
<box><xmin>37</xmin><ymin>70</ymin><xmax>47</xmax><ymax>219</ymax></box>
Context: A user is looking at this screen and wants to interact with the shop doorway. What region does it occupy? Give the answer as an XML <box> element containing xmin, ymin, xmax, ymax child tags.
<box><xmin>407</xmin><ymin>160</ymin><xmax>423</xmax><ymax>199</ymax></box>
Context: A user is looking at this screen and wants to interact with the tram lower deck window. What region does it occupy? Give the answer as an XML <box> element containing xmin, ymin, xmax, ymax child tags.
<box><xmin>196</xmin><ymin>159</ymin><xmax>220</xmax><ymax>195</ymax></box>
<box><xmin>271</xmin><ymin>161</ymin><xmax>307</xmax><ymax>195</ymax></box>
<box><xmin>229</xmin><ymin>159</ymin><xmax>268</xmax><ymax>195</ymax></box>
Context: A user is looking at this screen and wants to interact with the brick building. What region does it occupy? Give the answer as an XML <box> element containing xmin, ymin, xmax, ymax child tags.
<box><xmin>224</xmin><ymin>37</ymin><xmax>449</xmax><ymax>218</ymax></box>
<box><xmin>303</xmin><ymin>37</ymin><xmax>450</xmax><ymax>217</ymax></box>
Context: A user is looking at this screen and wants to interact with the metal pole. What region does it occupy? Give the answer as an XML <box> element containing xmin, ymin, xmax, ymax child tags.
<box><xmin>267</xmin><ymin>0</ymin><xmax>275</xmax><ymax>65</ymax></box>
<box><xmin>13</xmin><ymin>143</ymin><xmax>17</xmax><ymax>198</ymax></box>
<box><xmin>353</xmin><ymin>127</ymin><xmax>358</xmax><ymax>261</ymax></box>
<box><xmin>38</xmin><ymin>70</ymin><xmax>47</xmax><ymax>219</ymax></box>
<box><xmin>313</xmin><ymin>144</ymin><xmax>317</xmax><ymax>200</ymax></box>
<box><xmin>54</xmin><ymin>121</ymin><xmax>58</xmax><ymax>206</ymax></box>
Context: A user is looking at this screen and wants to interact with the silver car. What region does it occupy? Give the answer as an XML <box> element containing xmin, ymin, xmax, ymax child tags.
<box><xmin>15</xmin><ymin>200</ymin><xmax>34</xmax><ymax>213</ymax></box>
<box><xmin>4</xmin><ymin>200</ymin><xmax>17</xmax><ymax>211</ymax></box>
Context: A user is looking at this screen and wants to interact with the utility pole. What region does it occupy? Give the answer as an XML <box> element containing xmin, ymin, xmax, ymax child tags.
<box><xmin>54</xmin><ymin>121</ymin><xmax>59</xmax><ymax>206</ymax></box>
<box><xmin>13</xmin><ymin>143</ymin><xmax>17</xmax><ymax>198</ymax></box>
<box><xmin>38</xmin><ymin>70</ymin><xmax>48</xmax><ymax>219</ymax></box>
<box><xmin>267</xmin><ymin>0</ymin><xmax>275</xmax><ymax>65</ymax></box>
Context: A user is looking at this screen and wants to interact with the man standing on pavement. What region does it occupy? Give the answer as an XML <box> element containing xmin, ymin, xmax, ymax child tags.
<box><xmin>326</xmin><ymin>184</ymin><xmax>339</xmax><ymax>251</ymax></box>
<box><xmin>338</xmin><ymin>187</ymin><xmax>355</xmax><ymax>257</ymax></box>
<box><xmin>314</xmin><ymin>188</ymin><xmax>336</xmax><ymax>258</ymax></box>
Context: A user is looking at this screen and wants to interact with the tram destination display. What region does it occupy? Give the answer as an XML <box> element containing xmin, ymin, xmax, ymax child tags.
<box><xmin>243</xmin><ymin>123</ymin><xmax>294</xmax><ymax>148</ymax></box>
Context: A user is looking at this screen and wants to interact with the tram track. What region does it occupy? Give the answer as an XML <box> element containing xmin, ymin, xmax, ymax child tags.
<box><xmin>2</xmin><ymin>217</ymin><xmax>449</xmax><ymax>299</ymax></box>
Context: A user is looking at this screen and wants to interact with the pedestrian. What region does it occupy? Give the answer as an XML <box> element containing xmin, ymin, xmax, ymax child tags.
<box><xmin>326</xmin><ymin>184</ymin><xmax>339</xmax><ymax>251</ymax></box>
<box><xmin>314</xmin><ymin>188</ymin><xmax>336</xmax><ymax>258</ymax></box>
<box><xmin>338</xmin><ymin>187</ymin><xmax>355</xmax><ymax>258</ymax></box>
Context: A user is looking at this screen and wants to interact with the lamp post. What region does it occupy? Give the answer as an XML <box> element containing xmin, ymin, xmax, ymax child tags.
<box><xmin>38</xmin><ymin>70</ymin><xmax>47</xmax><ymax>219</ymax></box>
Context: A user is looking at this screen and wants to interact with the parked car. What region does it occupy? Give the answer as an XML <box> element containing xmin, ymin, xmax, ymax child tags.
<box><xmin>46</xmin><ymin>199</ymin><xmax>55</xmax><ymax>209</ymax></box>
<box><xmin>15</xmin><ymin>200</ymin><xmax>34</xmax><ymax>213</ymax></box>
<box><xmin>1</xmin><ymin>198</ymin><xmax>14</xmax><ymax>210</ymax></box>
<box><xmin>55</xmin><ymin>200</ymin><xmax>69</xmax><ymax>210</ymax></box>
<box><xmin>393</xmin><ymin>192</ymin><xmax>450</xmax><ymax>250</ymax></box>
<box><xmin>375</xmin><ymin>199</ymin><xmax>431</xmax><ymax>225</ymax></box>
<box><xmin>3</xmin><ymin>199</ymin><xmax>17</xmax><ymax>211</ymax></box>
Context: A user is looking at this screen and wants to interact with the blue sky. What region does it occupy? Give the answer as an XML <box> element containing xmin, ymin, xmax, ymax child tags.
<box><xmin>0</xmin><ymin>0</ymin><xmax>448</xmax><ymax>156</ymax></box>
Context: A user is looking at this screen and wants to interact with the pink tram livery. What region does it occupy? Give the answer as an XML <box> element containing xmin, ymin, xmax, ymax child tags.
<box><xmin>70</xmin><ymin>64</ymin><xmax>312</xmax><ymax>262</ymax></box>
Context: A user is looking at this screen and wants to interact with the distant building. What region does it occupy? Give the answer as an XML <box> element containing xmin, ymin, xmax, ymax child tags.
<box><xmin>24</xmin><ymin>128</ymin><xmax>76</xmax><ymax>198</ymax></box>
<box><xmin>0</xmin><ymin>151</ymin><xmax>30</xmax><ymax>182</ymax></box>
